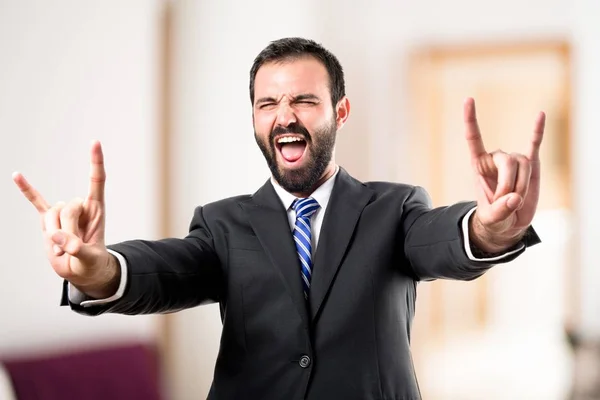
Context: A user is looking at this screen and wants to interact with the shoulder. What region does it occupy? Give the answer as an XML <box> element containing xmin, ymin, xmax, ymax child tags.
<box><xmin>363</xmin><ymin>180</ymin><xmax>415</xmax><ymax>193</ymax></box>
<box><xmin>186</xmin><ymin>194</ymin><xmax>254</xmax><ymax>234</ymax></box>
<box><xmin>200</xmin><ymin>194</ymin><xmax>253</xmax><ymax>215</ymax></box>
<box><xmin>362</xmin><ymin>180</ymin><xmax>429</xmax><ymax>201</ymax></box>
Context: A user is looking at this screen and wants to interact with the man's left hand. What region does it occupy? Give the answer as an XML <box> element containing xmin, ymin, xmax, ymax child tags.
<box><xmin>464</xmin><ymin>97</ymin><xmax>545</xmax><ymax>254</ymax></box>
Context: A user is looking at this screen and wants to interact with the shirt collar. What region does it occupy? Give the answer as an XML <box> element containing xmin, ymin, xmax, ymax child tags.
<box><xmin>270</xmin><ymin>165</ymin><xmax>339</xmax><ymax>212</ymax></box>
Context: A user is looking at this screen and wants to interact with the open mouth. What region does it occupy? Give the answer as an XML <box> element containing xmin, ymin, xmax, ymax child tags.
<box><xmin>275</xmin><ymin>135</ymin><xmax>308</xmax><ymax>166</ymax></box>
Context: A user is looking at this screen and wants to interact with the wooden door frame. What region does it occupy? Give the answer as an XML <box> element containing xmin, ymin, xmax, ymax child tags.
<box><xmin>406</xmin><ymin>39</ymin><xmax>574</xmax><ymax>337</ymax></box>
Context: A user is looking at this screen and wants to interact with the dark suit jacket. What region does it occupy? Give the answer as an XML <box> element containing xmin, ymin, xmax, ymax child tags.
<box><xmin>62</xmin><ymin>168</ymin><xmax>540</xmax><ymax>400</ymax></box>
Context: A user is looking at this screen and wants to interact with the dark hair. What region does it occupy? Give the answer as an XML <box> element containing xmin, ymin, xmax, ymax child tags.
<box><xmin>249</xmin><ymin>37</ymin><xmax>346</xmax><ymax>107</ymax></box>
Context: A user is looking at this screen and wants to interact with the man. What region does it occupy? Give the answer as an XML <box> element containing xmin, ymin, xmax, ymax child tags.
<box><xmin>14</xmin><ymin>37</ymin><xmax>543</xmax><ymax>399</ymax></box>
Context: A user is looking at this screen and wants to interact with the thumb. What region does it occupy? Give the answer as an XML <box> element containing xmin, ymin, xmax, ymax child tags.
<box><xmin>486</xmin><ymin>193</ymin><xmax>523</xmax><ymax>223</ymax></box>
<box><xmin>51</xmin><ymin>230</ymin><xmax>96</xmax><ymax>264</ymax></box>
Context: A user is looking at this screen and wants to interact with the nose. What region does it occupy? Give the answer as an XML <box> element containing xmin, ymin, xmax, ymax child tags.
<box><xmin>276</xmin><ymin>103</ymin><xmax>297</xmax><ymax>127</ymax></box>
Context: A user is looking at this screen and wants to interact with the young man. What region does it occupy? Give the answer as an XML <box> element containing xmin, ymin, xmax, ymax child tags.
<box><xmin>14</xmin><ymin>37</ymin><xmax>543</xmax><ymax>399</ymax></box>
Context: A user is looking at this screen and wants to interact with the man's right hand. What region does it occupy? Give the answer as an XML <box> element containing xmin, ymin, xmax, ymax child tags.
<box><xmin>13</xmin><ymin>140</ymin><xmax>120</xmax><ymax>299</ymax></box>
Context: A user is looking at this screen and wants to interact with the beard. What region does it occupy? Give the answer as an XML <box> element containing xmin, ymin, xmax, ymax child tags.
<box><xmin>255</xmin><ymin>117</ymin><xmax>336</xmax><ymax>194</ymax></box>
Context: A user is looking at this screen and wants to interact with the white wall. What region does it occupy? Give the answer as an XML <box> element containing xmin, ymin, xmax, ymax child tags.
<box><xmin>572</xmin><ymin>0</ymin><xmax>600</xmax><ymax>336</ymax></box>
<box><xmin>0</xmin><ymin>0</ymin><xmax>163</xmax><ymax>356</ymax></box>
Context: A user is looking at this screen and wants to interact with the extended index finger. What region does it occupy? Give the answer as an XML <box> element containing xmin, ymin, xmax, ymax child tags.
<box><xmin>12</xmin><ymin>172</ymin><xmax>50</xmax><ymax>213</ymax></box>
<box><xmin>88</xmin><ymin>140</ymin><xmax>106</xmax><ymax>202</ymax></box>
<box><xmin>464</xmin><ymin>97</ymin><xmax>487</xmax><ymax>159</ymax></box>
<box><xmin>528</xmin><ymin>111</ymin><xmax>546</xmax><ymax>161</ymax></box>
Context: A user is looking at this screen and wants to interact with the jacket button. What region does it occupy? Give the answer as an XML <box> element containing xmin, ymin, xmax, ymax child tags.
<box><xmin>299</xmin><ymin>355</ymin><xmax>311</xmax><ymax>368</ymax></box>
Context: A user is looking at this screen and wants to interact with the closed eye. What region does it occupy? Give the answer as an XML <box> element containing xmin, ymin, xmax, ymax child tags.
<box><xmin>293</xmin><ymin>100</ymin><xmax>319</xmax><ymax>108</ymax></box>
<box><xmin>259</xmin><ymin>102</ymin><xmax>277</xmax><ymax>110</ymax></box>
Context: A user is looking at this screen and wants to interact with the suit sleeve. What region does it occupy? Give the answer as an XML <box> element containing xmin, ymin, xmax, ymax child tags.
<box><xmin>61</xmin><ymin>205</ymin><xmax>223</xmax><ymax>316</ymax></box>
<box><xmin>401</xmin><ymin>186</ymin><xmax>540</xmax><ymax>281</ymax></box>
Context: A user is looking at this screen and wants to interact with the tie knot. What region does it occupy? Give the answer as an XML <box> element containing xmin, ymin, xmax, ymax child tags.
<box><xmin>293</xmin><ymin>197</ymin><xmax>320</xmax><ymax>218</ymax></box>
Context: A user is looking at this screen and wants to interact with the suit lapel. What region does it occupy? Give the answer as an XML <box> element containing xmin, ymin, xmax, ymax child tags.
<box><xmin>239</xmin><ymin>181</ymin><xmax>310</xmax><ymax>329</ymax></box>
<box><xmin>309</xmin><ymin>168</ymin><xmax>373</xmax><ymax>322</ymax></box>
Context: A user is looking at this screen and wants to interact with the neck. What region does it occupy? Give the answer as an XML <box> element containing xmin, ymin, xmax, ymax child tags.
<box><xmin>289</xmin><ymin>162</ymin><xmax>337</xmax><ymax>198</ymax></box>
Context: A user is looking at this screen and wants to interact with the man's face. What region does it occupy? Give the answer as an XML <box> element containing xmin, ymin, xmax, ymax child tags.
<box><xmin>253</xmin><ymin>57</ymin><xmax>344</xmax><ymax>194</ymax></box>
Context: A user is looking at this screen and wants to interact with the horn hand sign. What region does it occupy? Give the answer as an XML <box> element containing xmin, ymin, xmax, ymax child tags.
<box><xmin>13</xmin><ymin>141</ymin><xmax>120</xmax><ymax>299</ymax></box>
<box><xmin>465</xmin><ymin>98</ymin><xmax>545</xmax><ymax>254</ymax></box>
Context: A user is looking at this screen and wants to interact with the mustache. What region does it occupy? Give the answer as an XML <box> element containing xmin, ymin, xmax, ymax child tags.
<box><xmin>270</xmin><ymin>123</ymin><xmax>311</xmax><ymax>143</ymax></box>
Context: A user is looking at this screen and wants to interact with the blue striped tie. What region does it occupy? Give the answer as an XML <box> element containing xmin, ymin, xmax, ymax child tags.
<box><xmin>292</xmin><ymin>197</ymin><xmax>320</xmax><ymax>299</ymax></box>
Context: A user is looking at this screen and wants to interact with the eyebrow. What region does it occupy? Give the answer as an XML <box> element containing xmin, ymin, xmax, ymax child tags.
<box><xmin>293</xmin><ymin>94</ymin><xmax>321</xmax><ymax>102</ymax></box>
<box><xmin>254</xmin><ymin>93</ymin><xmax>321</xmax><ymax>106</ymax></box>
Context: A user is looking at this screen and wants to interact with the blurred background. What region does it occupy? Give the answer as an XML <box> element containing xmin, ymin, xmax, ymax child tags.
<box><xmin>1</xmin><ymin>0</ymin><xmax>598</xmax><ymax>399</ymax></box>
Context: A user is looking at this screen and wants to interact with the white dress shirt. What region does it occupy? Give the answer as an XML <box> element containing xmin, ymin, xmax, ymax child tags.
<box><xmin>70</xmin><ymin>167</ymin><xmax>524</xmax><ymax>307</ymax></box>
<box><xmin>270</xmin><ymin>166</ymin><xmax>339</xmax><ymax>255</ymax></box>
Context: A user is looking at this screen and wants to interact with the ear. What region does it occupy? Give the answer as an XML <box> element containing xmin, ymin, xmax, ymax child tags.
<box><xmin>335</xmin><ymin>97</ymin><xmax>351</xmax><ymax>130</ymax></box>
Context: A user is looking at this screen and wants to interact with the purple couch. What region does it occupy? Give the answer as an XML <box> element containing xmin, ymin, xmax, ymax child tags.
<box><xmin>2</xmin><ymin>343</ymin><xmax>162</xmax><ymax>400</ymax></box>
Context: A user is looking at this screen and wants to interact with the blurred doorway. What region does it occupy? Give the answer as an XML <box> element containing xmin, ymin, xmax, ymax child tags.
<box><xmin>406</xmin><ymin>41</ymin><xmax>573</xmax><ymax>399</ymax></box>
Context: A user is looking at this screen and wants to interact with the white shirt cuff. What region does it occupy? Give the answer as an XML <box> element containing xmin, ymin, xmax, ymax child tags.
<box><xmin>67</xmin><ymin>249</ymin><xmax>128</xmax><ymax>307</ymax></box>
<box><xmin>462</xmin><ymin>207</ymin><xmax>525</xmax><ymax>261</ymax></box>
